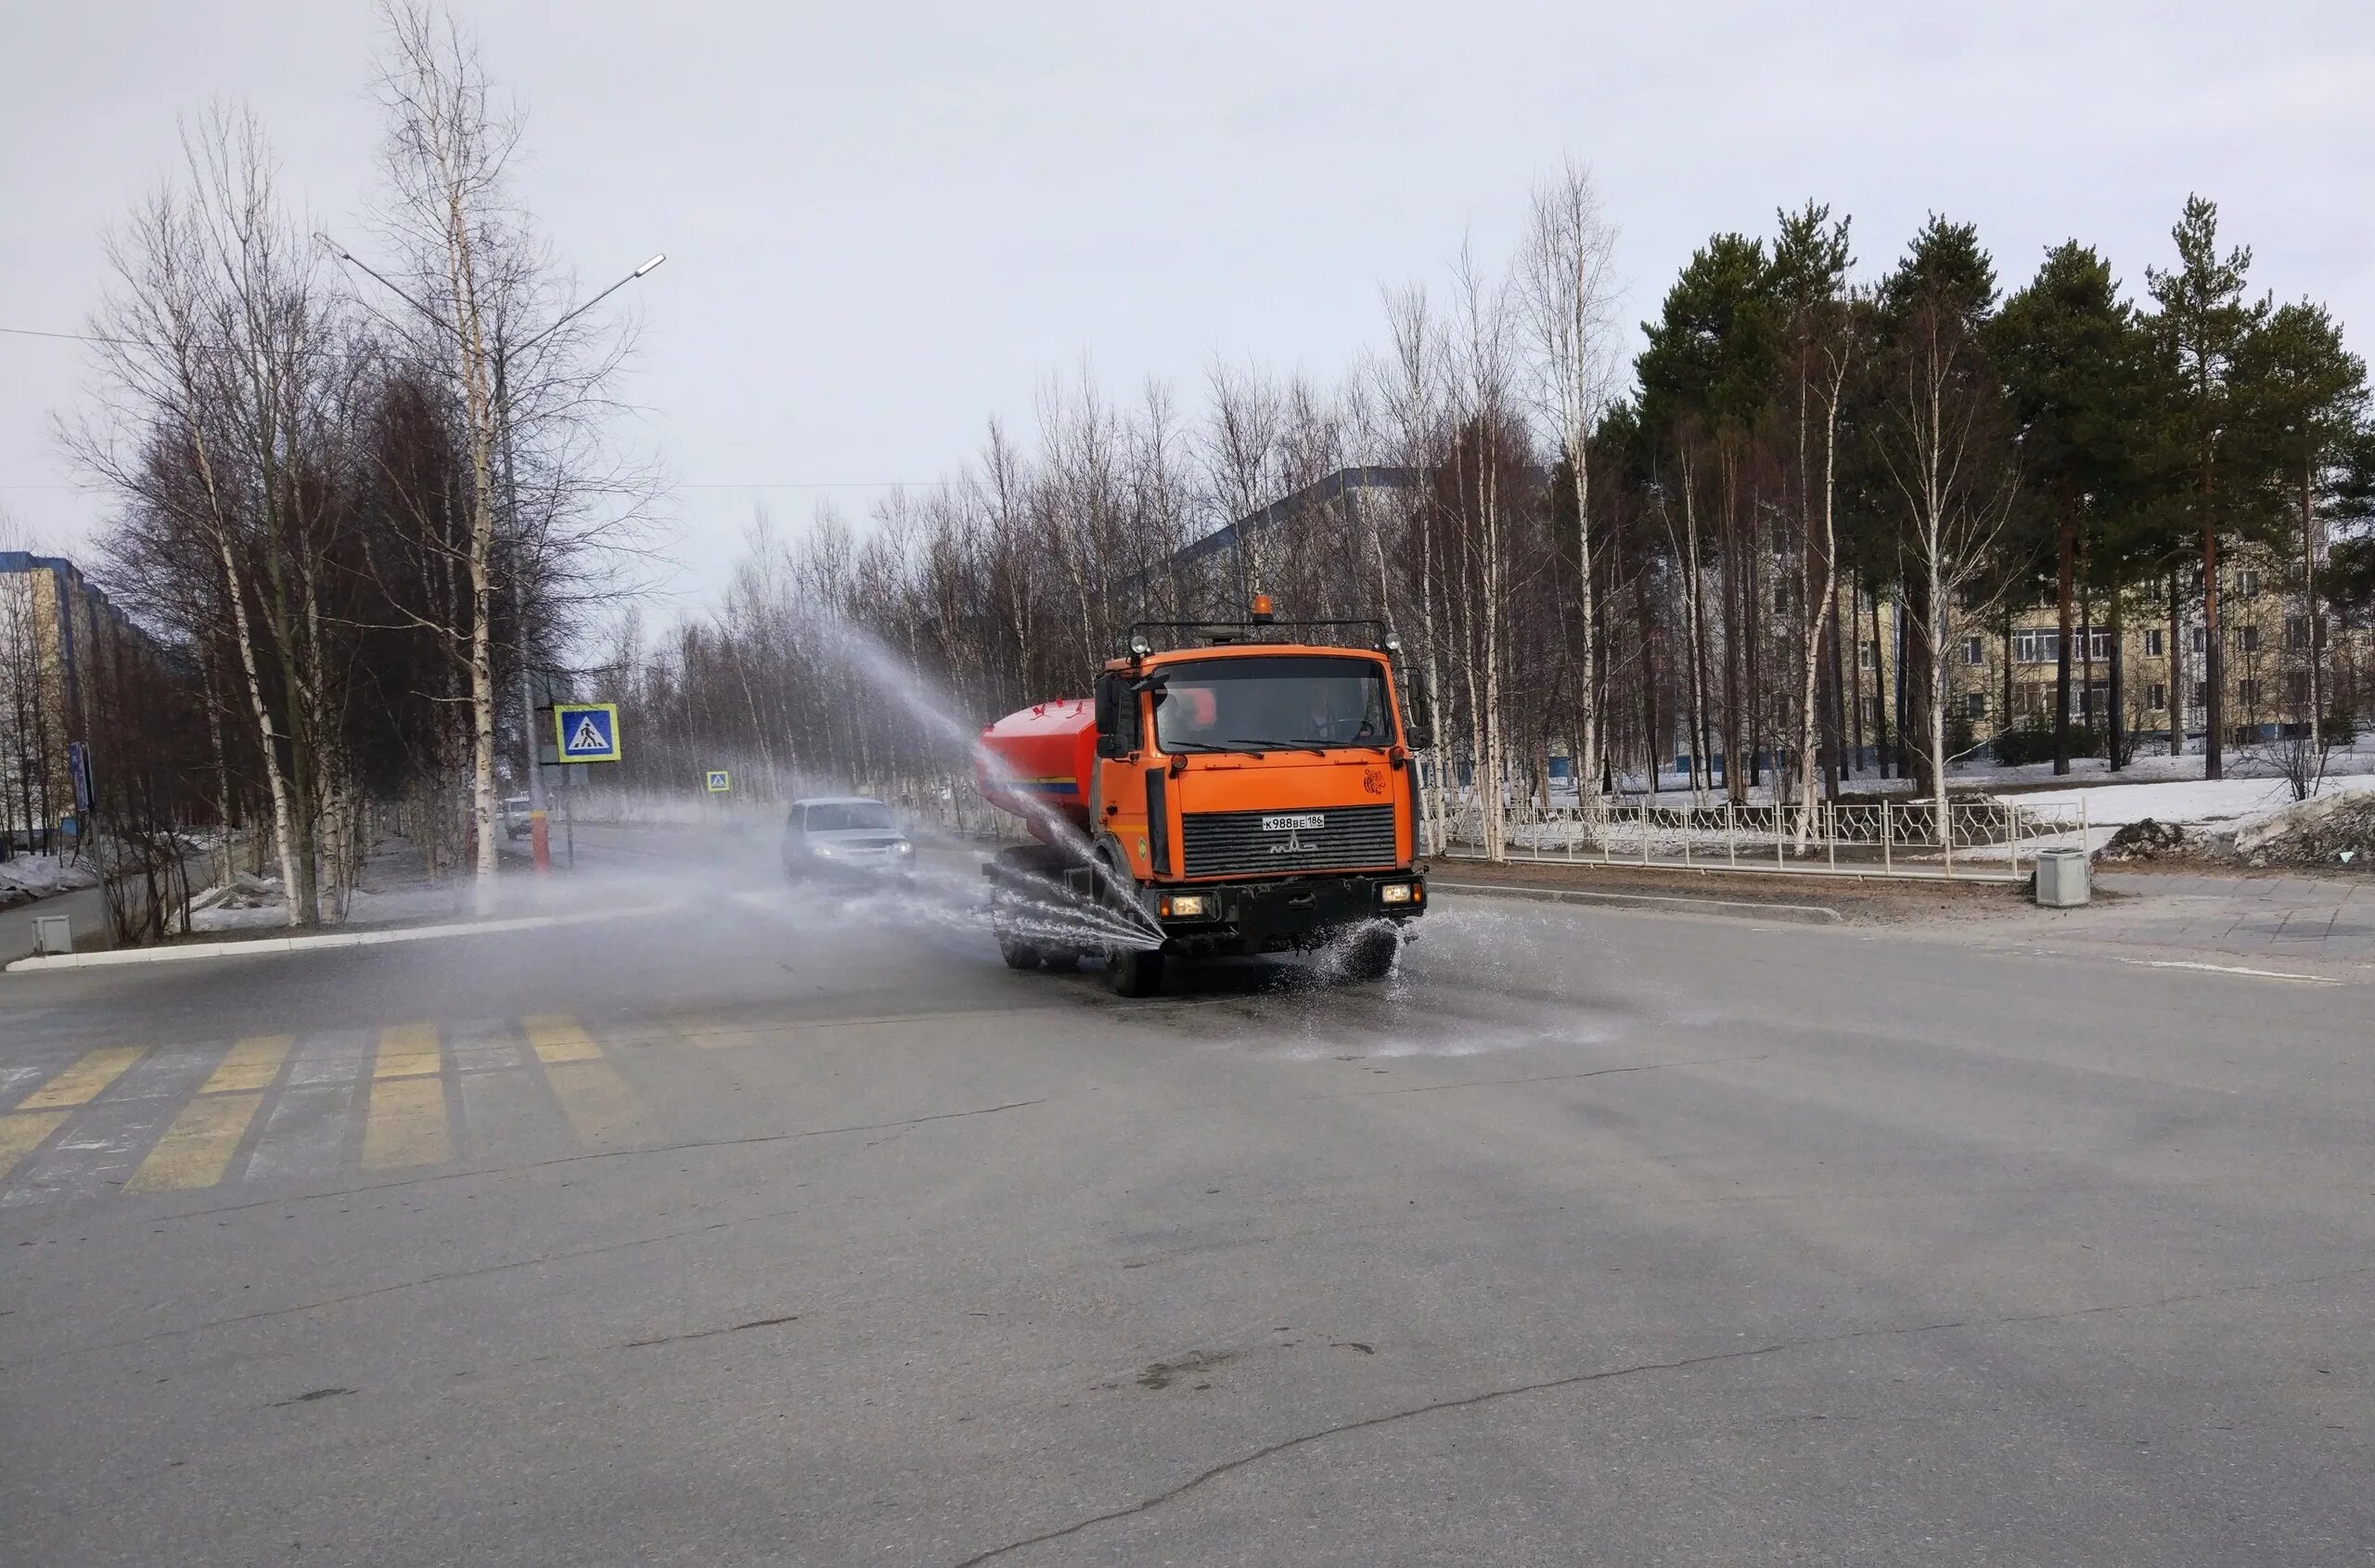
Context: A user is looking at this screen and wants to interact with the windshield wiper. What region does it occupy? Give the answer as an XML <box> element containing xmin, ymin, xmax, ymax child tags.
<box><xmin>1160</xmin><ymin>739</ymin><xmax>1242</xmax><ymax>754</ymax></box>
<box><xmin>1226</xmin><ymin>738</ymin><xmax>1335</xmax><ymax>754</ymax></box>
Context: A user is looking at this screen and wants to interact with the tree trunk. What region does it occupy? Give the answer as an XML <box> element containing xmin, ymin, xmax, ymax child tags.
<box><xmin>1848</xmin><ymin>580</ymin><xmax>1866</xmax><ymax>774</ymax></box>
<box><xmin>2304</xmin><ymin>456</ymin><xmax>2322</xmax><ymax>759</ymax></box>
<box><xmin>1570</xmin><ymin>443</ymin><xmax>1601</xmax><ymax>839</ymax></box>
<box><xmin>2108</xmin><ymin>577</ymin><xmax>2126</xmax><ymax>771</ymax></box>
<box><xmin>2202</xmin><ymin>482</ymin><xmax>2224</xmax><ymax>778</ymax></box>
<box><xmin>2054</xmin><ymin>512</ymin><xmax>2074</xmax><ymax>775</ymax></box>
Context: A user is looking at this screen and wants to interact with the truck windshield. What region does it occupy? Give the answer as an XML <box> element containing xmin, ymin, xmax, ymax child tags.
<box><xmin>1152</xmin><ymin>655</ymin><xmax>1392</xmax><ymax>753</ymax></box>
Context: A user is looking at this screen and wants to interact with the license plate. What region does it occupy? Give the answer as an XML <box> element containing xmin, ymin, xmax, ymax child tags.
<box><xmin>1263</xmin><ymin>814</ymin><xmax>1324</xmax><ymax>831</ymax></box>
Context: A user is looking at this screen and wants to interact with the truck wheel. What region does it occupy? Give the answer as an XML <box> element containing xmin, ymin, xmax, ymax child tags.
<box><xmin>1106</xmin><ymin>944</ymin><xmax>1166</xmax><ymax>996</ymax></box>
<box><xmin>1343</xmin><ymin>926</ymin><xmax>1400</xmax><ymax>982</ymax></box>
<box><xmin>997</xmin><ymin>929</ymin><xmax>1043</xmax><ymax>970</ymax></box>
<box><xmin>1095</xmin><ymin>855</ymin><xmax>1166</xmax><ymax>996</ymax></box>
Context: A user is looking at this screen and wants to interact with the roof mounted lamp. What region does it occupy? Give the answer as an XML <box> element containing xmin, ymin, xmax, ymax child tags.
<box><xmin>1250</xmin><ymin>593</ymin><xmax>1275</xmax><ymax>624</ymax></box>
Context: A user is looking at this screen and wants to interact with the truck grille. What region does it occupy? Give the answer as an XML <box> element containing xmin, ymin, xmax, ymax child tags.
<box><xmin>1179</xmin><ymin>805</ymin><xmax>1397</xmax><ymax>878</ymax></box>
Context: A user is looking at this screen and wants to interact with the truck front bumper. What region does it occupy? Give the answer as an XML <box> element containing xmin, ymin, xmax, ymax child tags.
<box><xmin>1152</xmin><ymin>871</ymin><xmax>1424</xmax><ymax>955</ymax></box>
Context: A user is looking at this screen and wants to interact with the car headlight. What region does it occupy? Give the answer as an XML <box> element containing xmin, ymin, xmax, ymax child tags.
<box><xmin>1380</xmin><ymin>882</ymin><xmax>1416</xmax><ymax>905</ymax></box>
<box><xmin>893</xmin><ymin>840</ymin><xmax>914</xmax><ymax>855</ymax></box>
<box><xmin>1160</xmin><ymin>892</ymin><xmax>1212</xmax><ymax>919</ymax></box>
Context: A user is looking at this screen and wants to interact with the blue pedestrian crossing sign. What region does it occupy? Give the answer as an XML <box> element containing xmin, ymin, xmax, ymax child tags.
<box><xmin>554</xmin><ymin>702</ymin><xmax>623</xmax><ymax>764</ymax></box>
<box><xmin>704</xmin><ymin>768</ymin><xmax>732</xmax><ymax>793</ymax></box>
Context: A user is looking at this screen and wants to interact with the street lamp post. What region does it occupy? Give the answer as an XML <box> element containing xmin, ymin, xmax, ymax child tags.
<box><xmin>315</xmin><ymin>237</ymin><xmax>663</xmax><ymax>873</ymax></box>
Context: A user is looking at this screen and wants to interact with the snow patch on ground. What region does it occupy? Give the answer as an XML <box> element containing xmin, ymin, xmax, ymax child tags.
<box><xmin>0</xmin><ymin>855</ymin><xmax>101</xmax><ymax>906</ymax></box>
<box><xmin>1999</xmin><ymin>773</ymin><xmax>2375</xmax><ymax>830</ymax></box>
<box><xmin>1573</xmin><ymin>744</ymin><xmax>2375</xmax><ymax>806</ymax></box>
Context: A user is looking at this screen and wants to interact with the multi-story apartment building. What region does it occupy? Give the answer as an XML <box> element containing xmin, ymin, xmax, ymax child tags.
<box><xmin>1841</xmin><ymin>546</ymin><xmax>2369</xmax><ymax>762</ymax></box>
<box><xmin>1</xmin><ymin>551</ymin><xmax>143</xmax><ymax>847</ymax></box>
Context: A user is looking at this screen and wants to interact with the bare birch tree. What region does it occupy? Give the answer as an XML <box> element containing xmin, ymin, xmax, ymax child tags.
<box><xmin>1521</xmin><ymin>160</ymin><xmax>1622</xmax><ymax>834</ymax></box>
<box><xmin>372</xmin><ymin>0</ymin><xmax>518</xmax><ymax>914</ymax></box>
<box><xmin>71</xmin><ymin>107</ymin><xmax>351</xmax><ymax>923</ymax></box>
<box><xmin>1875</xmin><ymin>278</ymin><xmax>2016</xmax><ymax>844</ymax></box>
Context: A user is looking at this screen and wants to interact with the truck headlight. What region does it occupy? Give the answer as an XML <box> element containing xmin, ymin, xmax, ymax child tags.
<box><xmin>893</xmin><ymin>840</ymin><xmax>914</xmax><ymax>855</ymax></box>
<box><xmin>1161</xmin><ymin>893</ymin><xmax>1212</xmax><ymax>919</ymax></box>
<box><xmin>1380</xmin><ymin>882</ymin><xmax>1416</xmax><ymax>905</ymax></box>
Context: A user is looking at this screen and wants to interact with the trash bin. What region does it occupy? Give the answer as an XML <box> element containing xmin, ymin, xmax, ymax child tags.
<box><xmin>2035</xmin><ymin>847</ymin><xmax>2090</xmax><ymax>908</ymax></box>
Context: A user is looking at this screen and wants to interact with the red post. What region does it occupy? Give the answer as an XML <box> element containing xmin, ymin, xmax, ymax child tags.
<box><xmin>530</xmin><ymin>810</ymin><xmax>551</xmax><ymax>873</ymax></box>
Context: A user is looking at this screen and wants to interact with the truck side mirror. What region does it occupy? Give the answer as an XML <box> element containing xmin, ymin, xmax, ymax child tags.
<box><xmin>1398</xmin><ymin>669</ymin><xmax>1432</xmax><ymax>750</ymax></box>
<box><xmin>1096</xmin><ymin>734</ymin><xmax>1128</xmax><ymax>760</ymax></box>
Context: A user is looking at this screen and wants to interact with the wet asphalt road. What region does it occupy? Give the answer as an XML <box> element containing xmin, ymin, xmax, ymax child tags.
<box><xmin>1</xmin><ymin>835</ymin><xmax>2369</xmax><ymax>1565</ymax></box>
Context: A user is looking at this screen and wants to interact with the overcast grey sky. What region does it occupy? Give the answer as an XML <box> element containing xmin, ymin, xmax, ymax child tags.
<box><xmin>5</xmin><ymin>2</ymin><xmax>2369</xmax><ymax>610</ymax></box>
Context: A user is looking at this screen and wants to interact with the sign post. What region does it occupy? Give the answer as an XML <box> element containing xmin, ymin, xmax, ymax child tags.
<box><xmin>68</xmin><ymin>741</ymin><xmax>95</xmax><ymax>816</ymax></box>
<box><xmin>548</xmin><ymin>703</ymin><xmax>623</xmax><ymax>871</ymax></box>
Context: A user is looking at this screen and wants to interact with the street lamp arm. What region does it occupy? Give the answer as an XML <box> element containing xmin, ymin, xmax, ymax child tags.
<box><xmin>513</xmin><ymin>253</ymin><xmax>665</xmax><ymax>356</ymax></box>
<box><xmin>315</xmin><ymin>232</ymin><xmax>449</xmax><ymax>337</ymax></box>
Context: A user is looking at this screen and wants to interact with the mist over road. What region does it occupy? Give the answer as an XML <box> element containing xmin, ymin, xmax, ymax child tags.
<box><xmin>2</xmin><ymin>840</ymin><xmax>2368</xmax><ymax>1566</ymax></box>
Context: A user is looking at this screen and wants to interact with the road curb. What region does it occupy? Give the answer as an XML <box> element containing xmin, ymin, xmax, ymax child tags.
<box><xmin>1430</xmin><ymin>880</ymin><xmax>1845</xmax><ymax>925</ymax></box>
<box><xmin>5</xmin><ymin>902</ymin><xmax>673</xmax><ymax>973</ymax></box>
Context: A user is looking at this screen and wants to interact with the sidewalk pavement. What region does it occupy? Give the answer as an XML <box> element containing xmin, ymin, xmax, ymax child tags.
<box><xmin>2056</xmin><ymin>868</ymin><xmax>2375</xmax><ymax>970</ymax></box>
<box><xmin>1425</xmin><ymin>855</ymin><xmax>2375</xmax><ymax>974</ymax></box>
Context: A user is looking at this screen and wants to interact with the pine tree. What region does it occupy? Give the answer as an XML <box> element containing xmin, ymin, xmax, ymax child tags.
<box><xmin>2144</xmin><ymin>195</ymin><xmax>2266</xmax><ymax>778</ymax></box>
<box><xmin>1637</xmin><ymin>234</ymin><xmax>1782</xmax><ymax>801</ymax></box>
<box><xmin>2237</xmin><ymin>299</ymin><xmax>2371</xmax><ymax>752</ymax></box>
<box><xmin>1993</xmin><ymin>242</ymin><xmax>2135</xmax><ymax>773</ymax></box>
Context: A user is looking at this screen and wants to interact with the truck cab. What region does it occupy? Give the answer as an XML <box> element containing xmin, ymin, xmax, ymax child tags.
<box><xmin>979</xmin><ymin>607</ymin><xmax>1428</xmax><ymax>996</ymax></box>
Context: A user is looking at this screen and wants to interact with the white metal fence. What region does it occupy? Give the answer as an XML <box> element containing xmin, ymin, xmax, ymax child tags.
<box><xmin>1432</xmin><ymin>792</ymin><xmax>2090</xmax><ymax>881</ymax></box>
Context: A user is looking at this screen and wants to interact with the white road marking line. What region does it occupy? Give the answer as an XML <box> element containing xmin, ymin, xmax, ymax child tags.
<box><xmin>2108</xmin><ymin>957</ymin><xmax>2343</xmax><ymax>985</ymax></box>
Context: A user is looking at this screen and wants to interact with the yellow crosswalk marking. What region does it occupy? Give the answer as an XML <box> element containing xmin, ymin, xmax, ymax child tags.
<box><xmin>361</xmin><ymin>1076</ymin><xmax>453</xmax><ymax>1168</ymax></box>
<box><xmin>0</xmin><ymin>1111</ymin><xmax>71</xmax><ymax>1180</ymax></box>
<box><xmin>522</xmin><ymin>1014</ymin><xmax>602</xmax><ymax>1063</ymax></box>
<box><xmin>374</xmin><ymin>1022</ymin><xmax>443</xmax><ymax>1079</ymax></box>
<box><xmin>546</xmin><ymin>1061</ymin><xmax>639</xmax><ymax>1144</ymax></box>
<box><xmin>124</xmin><ymin>1092</ymin><xmax>263</xmax><ymax>1193</ymax></box>
<box><xmin>18</xmin><ymin>1047</ymin><xmax>143</xmax><ymax>1110</ymax></box>
<box><xmin>202</xmin><ymin>1035</ymin><xmax>293</xmax><ymax>1095</ymax></box>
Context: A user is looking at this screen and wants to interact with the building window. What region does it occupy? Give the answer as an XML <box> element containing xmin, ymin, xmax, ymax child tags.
<box><xmin>1962</xmin><ymin>691</ymin><xmax>1985</xmax><ymax>719</ymax></box>
<box><xmin>2145</xmin><ymin>629</ymin><xmax>2164</xmax><ymax>657</ymax></box>
<box><xmin>2191</xmin><ymin>625</ymin><xmax>2206</xmax><ymax>654</ymax></box>
<box><xmin>1963</xmin><ymin>635</ymin><xmax>1984</xmax><ymax>667</ymax></box>
<box><xmin>2192</xmin><ymin>680</ymin><xmax>2208</xmax><ymax>708</ymax></box>
<box><xmin>2146</xmin><ymin>683</ymin><xmax>2166</xmax><ymax>713</ymax></box>
<box><xmin>2237</xmin><ymin>568</ymin><xmax>2259</xmax><ymax>598</ymax></box>
<box><xmin>2238</xmin><ymin>678</ymin><xmax>2262</xmax><ymax>708</ymax></box>
<box><xmin>2013</xmin><ymin>629</ymin><xmax>2058</xmax><ymax>664</ymax></box>
<box><xmin>2287</xmin><ymin>671</ymin><xmax>2311</xmax><ymax>706</ymax></box>
<box><xmin>2086</xmin><ymin>629</ymin><xmax>2112</xmax><ymax>661</ymax></box>
<box><xmin>2234</xmin><ymin>623</ymin><xmax>2259</xmax><ymax>654</ymax></box>
<box><xmin>2286</xmin><ymin>615</ymin><xmax>2310</xmax><ymax>650</ymax></box>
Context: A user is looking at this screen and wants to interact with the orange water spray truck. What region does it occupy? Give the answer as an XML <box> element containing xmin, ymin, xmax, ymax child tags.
<box><xmin>975</xmin><ymin>598</ymin><xmax>1429</xmax><ymax>996</ymax></box>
